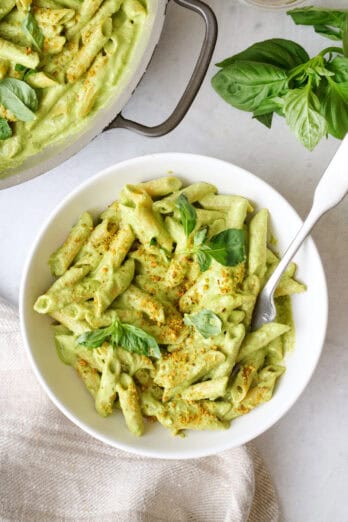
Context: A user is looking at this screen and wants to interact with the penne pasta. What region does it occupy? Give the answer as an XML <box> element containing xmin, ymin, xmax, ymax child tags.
<box><xmin>34</xmin><ymin>178</ymin><xmax>304</xmax><ymax>437</ymax></box>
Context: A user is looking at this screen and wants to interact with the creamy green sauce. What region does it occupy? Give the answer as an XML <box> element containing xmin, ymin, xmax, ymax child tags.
<box><xmin>0</xmin><ymin>1</ymin><xmax>148</xmax><ymax>177</ymax></box>
<box><xmin>275</xmin><ymin>295</ymin><xmax>295</xmax><ymax>352</ymax></box>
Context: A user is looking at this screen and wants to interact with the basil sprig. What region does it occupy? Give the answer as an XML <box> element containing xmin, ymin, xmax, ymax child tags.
<box><xmin>175</xmin><ymin>196</ymin><xmax>246</xmax><ymax>271</ymax></box>
<box><xmin>0</xmin><ymin>118</ymin><xmax>12</xmax><ymax>140</ymax></box>
<box><xmin>77</xmin><ymin>318</ymin><xmax>161</xmax><ymax>359</ymax></box>
<box><xmin>175</xmin><ymin>194</ymin><xmax>197</xmax><ymax>237</ymax></box>
<box><xmin>184</xmin><ymin>310</ymin><xmax>222</xmax><ymax>338</ymax></box>
<box><xmin>212</xmin><ymin>8</ymin><xmax>348</xmax><ymax>151</ymax></box>
<box><xmin>22</xmin><ymin>12</ymin><xmax>44</xmax><ymax>52</ymax></box>
<box><xmin>193</xmin><ymin>228</ymin><xmax>246</xmax><ymax>272</ymax></box>
<box><xmin>0</xmin><ymin>78</ymin><xmax>38</xmax><ymax>122</ymax></box>
<box><xmin>288</xmin><ymin>7</ymin><xmax>348</xmax><ymax>42</ymax></box>
<box><xmin>216</xmin><ymin>38</ymin><xmax>310</xmax><ymax>70</ymax></box>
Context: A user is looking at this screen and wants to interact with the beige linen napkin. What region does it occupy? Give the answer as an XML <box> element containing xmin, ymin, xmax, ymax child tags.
<box><xmin>0</xmin><ymin>298</ymin><xmax>279</xmax><ymax>522</ymax></box>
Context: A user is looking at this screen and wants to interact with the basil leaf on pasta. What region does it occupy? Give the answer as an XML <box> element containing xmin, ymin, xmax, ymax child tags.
<box><xmin>22</xmin><ymin>12</ymin><xmax>44</xmax><ymax>52</ymax></box>
<box><xmin>194</xmin><ymin>227</ymin><xmax>208</xmax><ymax>247</ymax></box>
<box><xmin>0</xmin><ymin>78</ymin><xmax>38</xmax><ymax>121</ymax></box>
<box><xmin>196</xmin><ymin>249</ymin><xmax>211</xmax><ymax>272</ymax></box>
<box><xmin>77</xmin><ymin>319</ymin><xmax>161</xmax><ymax>359</ymax></box>
<box><xmin>207</xmin><ymin>229</ymin><xmax>246</xmax><ymax>267</ymax></box>
<box><xmin>120</xmin><ymin>324</ymin><xmax>161</xmax><ymax>359</ymax></box>
<box><xmin>184</xmin><ymin>310</ymin><xmax>222</xmax><ymax>338</ymax></box>
<box><xmin>15</xmin><ymin>64</ymin><xmax>27</xmax><ymax>72</ymax></box>
<box><xmin>0</xmin><ymin>118</ymin><xmax>12</xmax><ymax>140</ymax></box>
<box><xmin>176</xmin><ymin>194</ymin><xmax>197</xmax><ymax>237</ymax></box>
<box><xmin>77</xmin><ymin>324</ymin><xmax>114</xmax><ymax>349</ymax></box>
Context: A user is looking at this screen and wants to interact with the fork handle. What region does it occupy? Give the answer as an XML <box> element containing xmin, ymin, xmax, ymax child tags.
<box><xmin>313</xmin><ymin>134</ymin><xmax>348</xmax><ymax>213</ymax></box>
<box><xmin>265</xmin><ymin>135</ymin><xmax>348</xmax><ymax>299</ymax></box>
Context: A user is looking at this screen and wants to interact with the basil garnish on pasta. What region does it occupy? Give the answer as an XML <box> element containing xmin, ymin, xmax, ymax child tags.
<box><xmin>184</xmin><ymin>310</ymin><xmax>222</xmax><ymax>338</ymax></box>
<box><xmin>77</xmin><ymin>318</ymin><xmax>161</xmax><ymax>359</ymax></box>
<box><xmin>34</xmin><ymin>176</ymin><xmax>305</xmax><ymax>437</ymax></box>
<box><xmin>194</xmin><ymin>229</ymin><xmax>246</xmax><ymax>271</ymax></box>
<box><xmin>0</xmin><ymin>118</ymin><xmax>12</xmax><ymax>140</ymax></box>
<box><xmin>175</xmin><ymin>196</ymin><xmax>246</xmax><ymax>271</ymax></box>
<box><xmin>176</xmin><ymin>194</ymin><xmax>197</xmax><ymax>237</ymax></box>
<box><xmin>204</xmin><ymin>229</ymin><xmax>246</xmax><ymax>266</ymax></box>
<box><xmin>0</xmin><ymin>78</ymin><xmax>38</xmax><ymax>122</ymax></box>
<box><xmin>22</xmin><ymin>12</ymin><xmax>44</xmax><ymax>52</ymax></box>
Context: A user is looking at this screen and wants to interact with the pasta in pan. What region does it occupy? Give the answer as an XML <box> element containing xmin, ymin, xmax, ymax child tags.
<box><xmin>34</xmin><ymin>176</ymin><xmax>306</xmax><ymax>437</ymax></box>
<box><xmin>0</xmin><ymin>0</ymin><xmax>149</xmax><ymax>175</ymax></box>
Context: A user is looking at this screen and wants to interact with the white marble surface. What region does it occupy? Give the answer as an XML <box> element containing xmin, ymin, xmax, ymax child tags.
<box><xmin>1</xmin><ymin>1</ymin><xmax>347</xmax><ymax>520</ymax></box>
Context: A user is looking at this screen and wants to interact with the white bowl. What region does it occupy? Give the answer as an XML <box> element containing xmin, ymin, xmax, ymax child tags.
<box><xmin>20</xmin><ymin>153</ymin><xmax>328</xmax><ymax>459</ymax></box>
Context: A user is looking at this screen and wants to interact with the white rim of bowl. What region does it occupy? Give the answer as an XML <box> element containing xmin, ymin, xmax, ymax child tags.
<box><xmin>19</xmin><ymin>153</ymin><xmax>328</xmax><ymax>459</ymax></box>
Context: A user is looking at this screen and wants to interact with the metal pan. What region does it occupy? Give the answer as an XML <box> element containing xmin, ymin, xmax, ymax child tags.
<box><xmin>0</xmin><ymin>0</ymin><xmax>217</xmax><ymax>189</ymax></box>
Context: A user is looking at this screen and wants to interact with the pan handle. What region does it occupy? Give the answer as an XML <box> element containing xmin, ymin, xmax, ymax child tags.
<box><xmin>106</xmin><ymin>0</ymin><xmax>218</xmax><ymax>137</ymax></box>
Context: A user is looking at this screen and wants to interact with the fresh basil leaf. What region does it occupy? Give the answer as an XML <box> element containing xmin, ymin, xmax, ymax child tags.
<box><xmin>149</xmin><ymin>237</ymin><xmax>157</xmax><ymax>246</ymax></box>
<box><xmin>175</xmin><ymin>194</ymin><xmax>197</xmax><ymax>237</ymax></box>
<box><xmin>253</xmin><ymin>96</ymin><xmax>285</xmax><ymax>117</ymax></box>
<box><xmin>0</xmin><ymin>118</ymin><xmax>12</xmax><ymax>140</ymax></box>
<box><xmin>194</xmin><ymin>227</ymin><xmax>208</xmax><ymax>247</ymax></box>
<box><xmin>0</xmin><ymin>78</ymin><xmax>38</xmax><ymax>121</ymax></box>
<box><xmin>321</xmin><ymin>79</ymin><xmax>348</xmax><ymax>139</ymax></box>
<box><xmin>77</xmin><ymin>319</ymin><xmax>161</xmax><ymax>358</ymax></box>
<box><xmin>184</xmin><ymin>310</ymin><xmax>222</xmax><ymax>339</ymax></box>
<box><xmin>22</xmin><ymin>12</ymin><xmax>44</xmax><ymax>52</ymax></box>
<box><xmin>120</xmin><ymin>324</ymin><xmax>161</xmax><ymax>359</ymax></box>
<box><xmin>77</xmin><ymin>324</ymin><xmax>114</xmax><ymax>349</ymax></box>
<box><xmin>289</xmin><ymin>55</ymin><xmax>334</xmax><ymax>90</ymax></box>
<box><xmin>314</xmin><ymin>25</ymin><xmax>342</xmax><ymax>41</ymax></box>
<box><xmin>283</xmin><ymin>87</ymin><xmax>327</xmax><ymax>150</ymax></box>
<box><xmin>216</xmin><ymin>39</ymin><xmax>309</xmax><ymax>70</ymax></box>
<box><xmin>327</xmin><ymin>56</ymin><xmax>348</xmax><ymax>82</ymax></box>
<box><xmin>15</xmin><ymin>64</ymin><xmax>27</xmax><ymax>72</ymax></box>
<box><xmin>206</xmin><ymin>229</ymin><xmax>246</xmax><ymax>267</ymax></box>
<box><xmin>287</xmin><ymin>7</ymin><xmax>347</xmax><ymax>30</ymax></box>
<box><xmin>212</xmin><ymin>61</ymin><xmax>288</xmax><ymax>112</ymax></box>
<box><xmin>343</xmin><ymin>15</ymin><xmax>348</xmax><ymax>57</ymax></box>
<box><xmin>253</xmin><ymin>113</ymin><xmax>273</xmax><ymax>128</ymax></box>
<box><xmin>196</xmin><ymin>249</ymin><xmax>211</xmax><ymax>272</ymax></box>
<box><xmin>301</xmin><ymin>62</ymin><xmax>335</xmax><ymax>88</ymax></box>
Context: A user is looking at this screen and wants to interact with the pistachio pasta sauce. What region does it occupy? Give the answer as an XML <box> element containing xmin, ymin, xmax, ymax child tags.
<box><xmin>34</xmin><ymin>177</ymin><xmax>306</xmax><ymax>437</ymax></box>
<box><xmin>0</xmin><ymin>0</ymin><xmax>148</xmax><ymax>175</ymax></box>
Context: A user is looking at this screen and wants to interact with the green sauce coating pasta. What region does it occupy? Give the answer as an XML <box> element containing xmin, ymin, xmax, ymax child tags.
<box><xmin>34</xmin><ymin>176</ymin><xmax>306</xmax><ymax>437</ymax></box>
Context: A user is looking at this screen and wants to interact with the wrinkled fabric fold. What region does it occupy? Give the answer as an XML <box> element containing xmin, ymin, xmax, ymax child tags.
<box><xmin>0</xmin><ymin>298</ymin><xmax>279</xmax><ymax>522</ymax></box>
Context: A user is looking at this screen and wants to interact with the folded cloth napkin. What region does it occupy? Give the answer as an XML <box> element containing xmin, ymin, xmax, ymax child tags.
<box><xmin>0</xmin><ymin>298</ymin><xmax>279</xmax><ymax>522</ymax></box>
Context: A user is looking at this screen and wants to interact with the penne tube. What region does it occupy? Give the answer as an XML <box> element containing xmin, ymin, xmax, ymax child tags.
<box><xmin>66</xmin><ymin>17</ymin><xmax>112</xmax><ymax>83</ymax></box>
<box><xmin>134</xmin><ymin>176</ymin><xmax>183</xmax><ymax>198</ymax></box>
<box><xmin>154</xmin><ymin>182</ymin><xmax>217</xmax><ymax>214</ymax></box>
<box><xmin>26</xmin><ymin>71</ymin><xmax>59</xmax><ymax>88</ymax></box>
<box><xmin>237</xmin><ymin>322</ymin><xmax>290</xmax><ymax>362</ymax></box>
<box><xmin>95</xmin><ymin>346</ymin><xmax>120</xmax><ymax>417</ymax></box>
<box><xmin>248</xmin><ymin>208</ymin><xmax>269</xmax><ymax>279</ymax></box>
<box><xmin>49</xmin><ymin>211</ymin><xmax>94</xmax><ymax>276</ymax></box>
<box><xmin>0</xmin><ymin>1</ymin><xmax>16</xmax><ymax>22</ymax></box>
<box><xmin>116</xmin><ymin>373</ymin><xmax>144</xmax><ymax>436</ymax></box>
<box><xmin>16</xmin><ymin>0</ymin><xmax>32</xmax><ymax>11</ymax></box>
<box><xmin>0</xmin><ymin>37</ymin><xmax>39</xmax><ymax>68</ymax></box>
<box><xmin>117</xmin><ymin>284</ymin><xmax>166</xmax><ymax>323</ymax></box>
